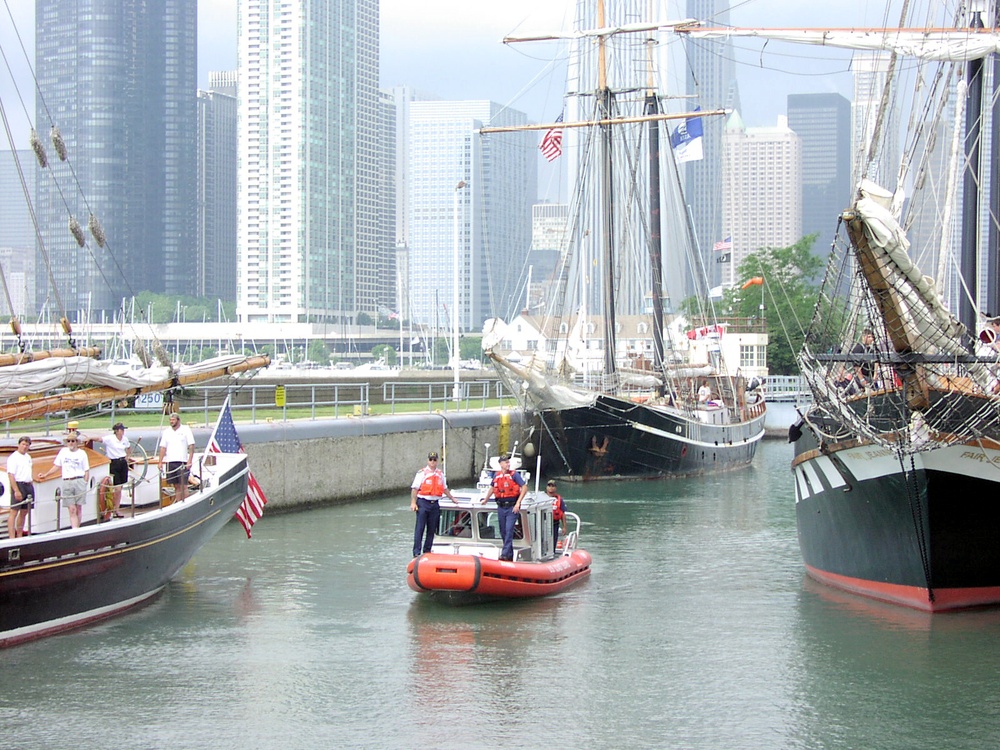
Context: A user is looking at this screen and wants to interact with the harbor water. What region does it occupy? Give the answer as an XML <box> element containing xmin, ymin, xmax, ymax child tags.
<box><xmin>3</xmin><ymin>440</ymin><xmax>1000</xmax><ymax>749</ymax></box>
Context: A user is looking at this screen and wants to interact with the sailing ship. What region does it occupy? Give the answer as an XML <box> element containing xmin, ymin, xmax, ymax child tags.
<box><xmin>683</xmin><ymin>7</ymin><xmax>1000</xmax><ymax>610</ymax></box>
<box><xmin>481</xmin><ymin>0</ymin><xmax>766</xmax><ymax>481</ymax></box>
<box><xmin>0</xmin><ymin>45</ymin><xmax>269</xmax><ymax>642</ymax></box>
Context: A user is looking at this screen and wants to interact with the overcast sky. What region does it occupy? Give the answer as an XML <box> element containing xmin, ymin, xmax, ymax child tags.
<box><xmin>2</xmin><ymin>0</ymin><xmax>929</xmax><ymax>146</ymax></box>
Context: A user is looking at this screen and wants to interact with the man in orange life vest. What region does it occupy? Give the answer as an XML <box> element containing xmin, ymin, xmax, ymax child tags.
<box><xmin>546</xmin><ymin>480</ymin><xmax>568</xmax><ymax>547</ymax></box>
<box><xmin>410</xmin><ymin>451</ymin><xmax>456</xmax><ymax>557</ymax></box>
<box><xmin>482</xmin><ymin>453</ymin><xmax>527</xmax><ymax>561</ymax></box>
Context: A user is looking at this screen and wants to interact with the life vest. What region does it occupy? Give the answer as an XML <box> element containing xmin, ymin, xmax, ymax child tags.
<box><xmin>418</xmin><ymin>469</ymin><xmax>445</xmax><ymax>497</ymax></box>
<box><xmin>492</xmin><ymin>470</ymin><xmax>520</xmax><ymax>499</ymax></box>
<box><xmin>551</xmin><ymin>494</ymin><xmax>565</xmax><ymax>521</ymax></box>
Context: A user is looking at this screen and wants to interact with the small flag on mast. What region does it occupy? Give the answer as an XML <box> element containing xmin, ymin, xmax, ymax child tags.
<box><xmin>207</xmin><ymin>395</ymin><xmax>267</xmax><ymax>538</ymax></box>
<box><xmin>713</xmin><ymin>236</ymin><xmax>733</xmax><ymax>252</ymax></box>
<box><xmin>539</xmin><ymin>113</ymin><xmax>564</xmax><ymax>162</ymax></box>
<box><xmin>670</xmin><ymin>110</ymin><xmax>704</xmax><ymax>163</ymax></box>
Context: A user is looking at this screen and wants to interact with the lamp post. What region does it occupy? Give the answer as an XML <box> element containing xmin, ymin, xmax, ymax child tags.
<box><xmin>453</xmin><ymin>180</ymin><xmax>467</xmax><ymax>402</ymax></box>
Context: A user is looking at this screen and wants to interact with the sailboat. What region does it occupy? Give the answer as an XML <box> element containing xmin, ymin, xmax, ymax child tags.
<box><xmin>0</xmin><ymin>61</ymin><xmax>269</xmax><ymax>644</ymax></box>
<box><xmin>481</xmin><ymin>0</ymin><xmax>766</xmax><ymax>481</ymax></box>
<box><xmin>683</xmin><ymin>7</ymin><xmax>1000</xmax><ymax>610</ymax></box>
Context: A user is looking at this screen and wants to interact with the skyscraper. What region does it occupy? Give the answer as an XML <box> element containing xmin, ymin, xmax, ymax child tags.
<box><xmin>406</xmin><ymin>100</ymin><xmax>535</xmax><ymax>331</ymax></box>
<box><xmin>720</xmin><ymin>113</ymin><xmax>802</xmax><ymax>288</ymax></box>
<box><xmin>237</xmin><ymin>0</ymin><xmax>381</xmax><ymax>324</ymax></box>
<box><xmin>34</xmin><ymin>0</ymin><xmax>198</xmax><ymax>316</ymax></box>
<box><xmin>197</xmin><ymin>71</ymin><xmax>238</xmax><ymax>302</ymax></box>
<box><xmin>685</xmin><ymin>0</ymin><xmax>741</xmax><ymax>295</ymax></box>
<box><xmin>787</xmin><ymin>93</ymin><xmax>852</xmax><ymax>255</ymax></box>
<box><xmin>0</xmin><ymin>149</ymin><xmax>37</xmax><ymax>316</ymax></box>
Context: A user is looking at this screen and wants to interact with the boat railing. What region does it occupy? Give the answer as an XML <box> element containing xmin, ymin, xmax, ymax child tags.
<box><xmin>561</xmin><ymin>511</ymin><xmax>583</xmax><ymax>555</ymax></box>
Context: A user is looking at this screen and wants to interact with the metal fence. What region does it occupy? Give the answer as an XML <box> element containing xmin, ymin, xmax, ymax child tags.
<box><xmin>182</xmin><ymin>379</ymin><xmax>517</xmax><ymax>424</ymax></box>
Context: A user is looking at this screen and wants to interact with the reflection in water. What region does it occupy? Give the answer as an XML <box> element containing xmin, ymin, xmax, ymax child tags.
<box><xmin>3</xmin><ymin>443</ymin><xmax>1000</xmax><ymax>748</ymax></box>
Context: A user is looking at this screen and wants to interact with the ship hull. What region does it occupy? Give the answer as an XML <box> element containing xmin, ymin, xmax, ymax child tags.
<box><xmin>792</xmin><ymin>439</ymin><xmax>1000</xmax><ymax>611</ymax></box>
<box><xmin>537</xmin><ymin>394</ymin><xmax>766</xmax><ymax>480</ymax></box>
<box><xmin>0</xmin><ymin>455</ymin><xmax>249</xmax><ymax>646</ymax></box>
<box><xmin>407</xmin><ymin>550</ymin><xmax>592</xmax><ymax>605</ymax></box>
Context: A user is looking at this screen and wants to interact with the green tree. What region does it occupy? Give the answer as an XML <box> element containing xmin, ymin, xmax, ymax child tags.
<box><xmin>307</xmin><ymin>339</ymin><xmax>331</xmax><ymax>364</ymax></box>
<box><xmin>722</xmin><ymin>236</ymin><xmax>824</xmax><ymax>375</ymax></box>
<box><xmin>372</xmin><ymin>344</ymin><xmax>397</xmax><ymax>366</ymax></box>
<box><xmin>357</xmin><ymin>312</ymin><xmax>374</xmax><ymax>326</ymax></box>
<box><xmin>459</xmin><ymin>335</ymin><xmax>482</xmax><ymax>362</ymax></box>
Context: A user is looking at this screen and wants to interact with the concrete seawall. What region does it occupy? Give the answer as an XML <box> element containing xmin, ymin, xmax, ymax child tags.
<box><xmin>127</xmin><ymin>410</ymin><xmax>527</xmax><ymax>511</ymax></box>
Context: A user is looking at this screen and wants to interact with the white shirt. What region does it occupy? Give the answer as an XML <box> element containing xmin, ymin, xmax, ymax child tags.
<box><xmin>159</xmin><ymin>424</ymin><xmax>195</xmax><ymax>462</ymax></box>
<box><xmin>6</xmin><ymin>450</ymin><xmax>32</xmax><ymax>482</ymax></box>
<box><xmin>54</xmin><ymin>447</ymin><xmax>90</xmax><ymax>479</ymax></box>
<box><xmin>102</xmin><ymin>433</ymin><xmax>130</xmax><ymax>459</ymax></box>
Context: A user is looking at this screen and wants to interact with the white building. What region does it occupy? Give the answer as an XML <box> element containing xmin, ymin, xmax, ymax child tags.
<box><xmin>494</xmin><ymin>313</ymin><xmax>768</xmax><ymax>381</ymax></box>
<box><xmin>406</xmin><ymin>100</ymin><xmax>535</xmax><ymax>332</ymax></box>
<box><xmin>237</xmin><ymin>0</ymin><xmax>381</xmax><ymax>324</ymax></box>
<box><xmin>720</xmin><ymin>112</ymin><xmax>802</xmax><ymax>288</ymax></box>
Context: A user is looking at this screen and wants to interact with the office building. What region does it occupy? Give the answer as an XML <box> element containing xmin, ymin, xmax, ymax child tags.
<box><xmin>720</xmin><ymin>113</ymin><xmax>802</xmax><ymax>288</ymax></box>
<box><xmin>237</xmin><ymin>0</ymin><xmax>381</xmax><ymax>324</ymax></box>
<box><xmin>406</xmin><ymin>100</ymin><xmax>535</xmax><ymax>331</ymax></box>
<box><xmin>35</xmin><ymin>0</ymin><xmax>198</xmax><ymax>315</ymax></box>
<box><xmin>197</xmin><ymin>71</ymin><xmax>238</xmax><ymax>302</ymax></box>
<box><xmin>787</xmin><ymin>93</ymin><xmax>852</xmax><ymax>255</ymax></box>
<box><xmin>684</xmin><ymin>0</ymin><xmax>742</xmax><ymax>294</ymax></box>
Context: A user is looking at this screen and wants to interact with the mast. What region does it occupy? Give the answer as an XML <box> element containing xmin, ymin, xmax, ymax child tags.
<box><xmin>598</xmin><ymin>0</ymin><xmax>618</xmax><ymax>382</ymax></box>
<box><xmin>960</xmin><ymin>5</ymin><xmax>986</xmax><ymax>336</ymax></box>
<box><xmin>989</xmin><ymin>1</ymin><xmax>1000</xmax><ymax>316</ymax></box>
<box><xmin>645</xmin><ymin>1</ymin><xmax>666</xmax><ymax>390</ymax></box>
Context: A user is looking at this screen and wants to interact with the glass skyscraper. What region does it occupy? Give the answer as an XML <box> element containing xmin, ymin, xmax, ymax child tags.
<box><xmin>35</xmin><ymin>0</ymin><xmax>198</xmax><ymax>316</ymax></box>
<box><xmin>237</xmin><ymin>0</ymin><xmax>381</xmax><ymax>324</ymax></box>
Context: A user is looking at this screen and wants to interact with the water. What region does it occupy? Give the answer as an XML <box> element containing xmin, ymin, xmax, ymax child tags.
<box><xmin>3</xmin><ymin>441</ymin><xmax>1000</xmax><ymax>749</ymax></box>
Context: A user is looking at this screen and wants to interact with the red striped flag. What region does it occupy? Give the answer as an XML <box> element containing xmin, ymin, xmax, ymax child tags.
<box><xmin>207</xmin><ymin>395</ymin><xmax>268</xmax><ymax>538</ymax></box>
<box><xmin>539</xmin><ymin>113</ymin><xmax>564</xmax><ymax>162</ymax></box>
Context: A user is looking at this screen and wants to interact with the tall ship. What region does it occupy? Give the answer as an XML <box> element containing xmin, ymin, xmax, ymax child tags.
<box><xmin>482</xmin><ymin>0</ymin><xmax>766</xmax><ymax>481</ymax></box>
<box><xmin>685</xmin><ymin>4</ymin><xmax>1000</xmax><ymax>610</ymax></box>
<box><xmin>0</xmin><ymin>16</ymin><xmax>269</xmax><ymax>644</ymax></box>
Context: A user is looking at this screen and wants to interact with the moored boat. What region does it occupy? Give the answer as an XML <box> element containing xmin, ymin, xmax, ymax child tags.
<box><xmin>481</xmin><ymin>1</ymin><xmax>766</xmax><ymax>481</ymax></box>
<box><xmin>407</xmin><ymin>489</ymin><xmax>591</xmax><ymax>605</ymax></box>
<box><xmin>693</xmin><ymin>9</ymin><xmax>1000</xmax><ymax>610</ymax></box>
<box><xmin>0</xmin><ymin>446</ymin><xmax>252</xmax><ymax>646</ymax></box>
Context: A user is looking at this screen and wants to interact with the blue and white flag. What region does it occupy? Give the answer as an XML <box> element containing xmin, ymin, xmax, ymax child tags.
<box><xmin>670</xmin><ymin>111</ymin><xmax>704</xmax><ymax>164</ymax></box>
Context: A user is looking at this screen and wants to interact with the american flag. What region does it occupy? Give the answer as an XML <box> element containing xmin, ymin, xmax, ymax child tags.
<box><xmin>539</xmin><ymin>113</ymin><xmax>564</xmax><ymax>162</ymax></box>
<box><xmin>713</xmin><ymin>236</ymin><xmax>733</xmax><ymax>252</ymax></box>
<box><xmin>207</xmin><ymin>395</ymin><xmax>267</xmax><ymax>538</ymax></box>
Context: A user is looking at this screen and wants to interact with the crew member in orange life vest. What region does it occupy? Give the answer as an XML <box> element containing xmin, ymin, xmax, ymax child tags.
<box><xmin>482</xmin><ymin>453</ymin><xmax>527</xmax><ymax>561</ymax></box>
<box><xmin>546</xmin><ymin>480</ymin><xmax>568</xmax><ymax>547</ymax></box>
<box><xmin>410</xmin><ymin>451</ymin><xmax>456</xmax><ymax>558</ymax></box>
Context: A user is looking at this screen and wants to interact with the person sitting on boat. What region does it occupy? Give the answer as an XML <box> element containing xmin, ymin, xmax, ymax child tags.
<box><xmin>158</xmin><ymin>413</ymin><xmax>195</xmax><ymax>503</ymax></box>
<box><xmin>545</xmin><ymin>480</ymin><xmax>567</xmax><ymax>548</ymax></box>
<box><xmin>6</xmin><ymin>436</ymin><xmax>34</xmax><ymax>538</ymax></box>
<box><xmin>482</xmin><ymin>454</ymin><xmax>527</xmax><ymax>562</ymax></box>
<box><xmin>978</xmin><ymin>317</ymin><xmax>1000</xmax><ymax>394</ymax></box>
<box><xmin>410</xmin><ymin>451</ymin><xmax>456</xmax><ymax>557</ymax></box>
<box><xmin>39</xmin><ymin>432</ymin><xmax>90</xmax><ymax>529</ymax></box>
<box><xmin>850</xmin><ymin>329</ymin><xmax>878</xmax><ymax>390</ymax></box>
<box><xmin>91</xmin><ymin>423</ymin><xmax>131</xmax><ymax>518</ymax></box>
<box><xmin>447</xmin><ymin>511</ymin><xmax>472</xmax><ymax>537</ymax></box>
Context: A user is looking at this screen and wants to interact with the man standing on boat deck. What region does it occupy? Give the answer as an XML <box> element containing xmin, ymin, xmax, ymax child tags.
<box><xmin>483</xmin><ymin>454</ymin><xmax>527</xmax><ymax>561</ymax></box>
<box><xmin>6</xmin><ymin>436</ymin><xmax>34</xmax><ymax>537</ymax></box>
<box><xmin>158</xmin><ymin>413</ymin><xmax>195</xmax><ymax>503</ymax></box>
<box><xmin>40</xmin><ymin>433</ymin><xmax>90</xmax><ymax>529</ymax></box>
<box><xmin>410</xmin><ymin>451</ymin><xmax>456</xmax><ymax>557</ymax></box>
<box><xmin>546</xmin><ymin>480</ymin><xmax>568</xmax><ymax>549</ymax></box>
<box><xmin>92</xmin><ymin>423</ymin><xmax>132</xmax><ymax>518</ymax></box>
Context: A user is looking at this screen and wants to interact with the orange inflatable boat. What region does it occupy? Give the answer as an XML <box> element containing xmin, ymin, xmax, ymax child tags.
<box><xmin>406</xmin><ymin>490</ymin><xmax>591</xmax><ymax>605</ymax></box>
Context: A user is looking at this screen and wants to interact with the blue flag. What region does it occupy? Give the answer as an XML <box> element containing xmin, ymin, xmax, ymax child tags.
<box><xmin>670</xmin><ymin>110</ymin><xmax>704</xmax><ymax>164</ymax></box>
